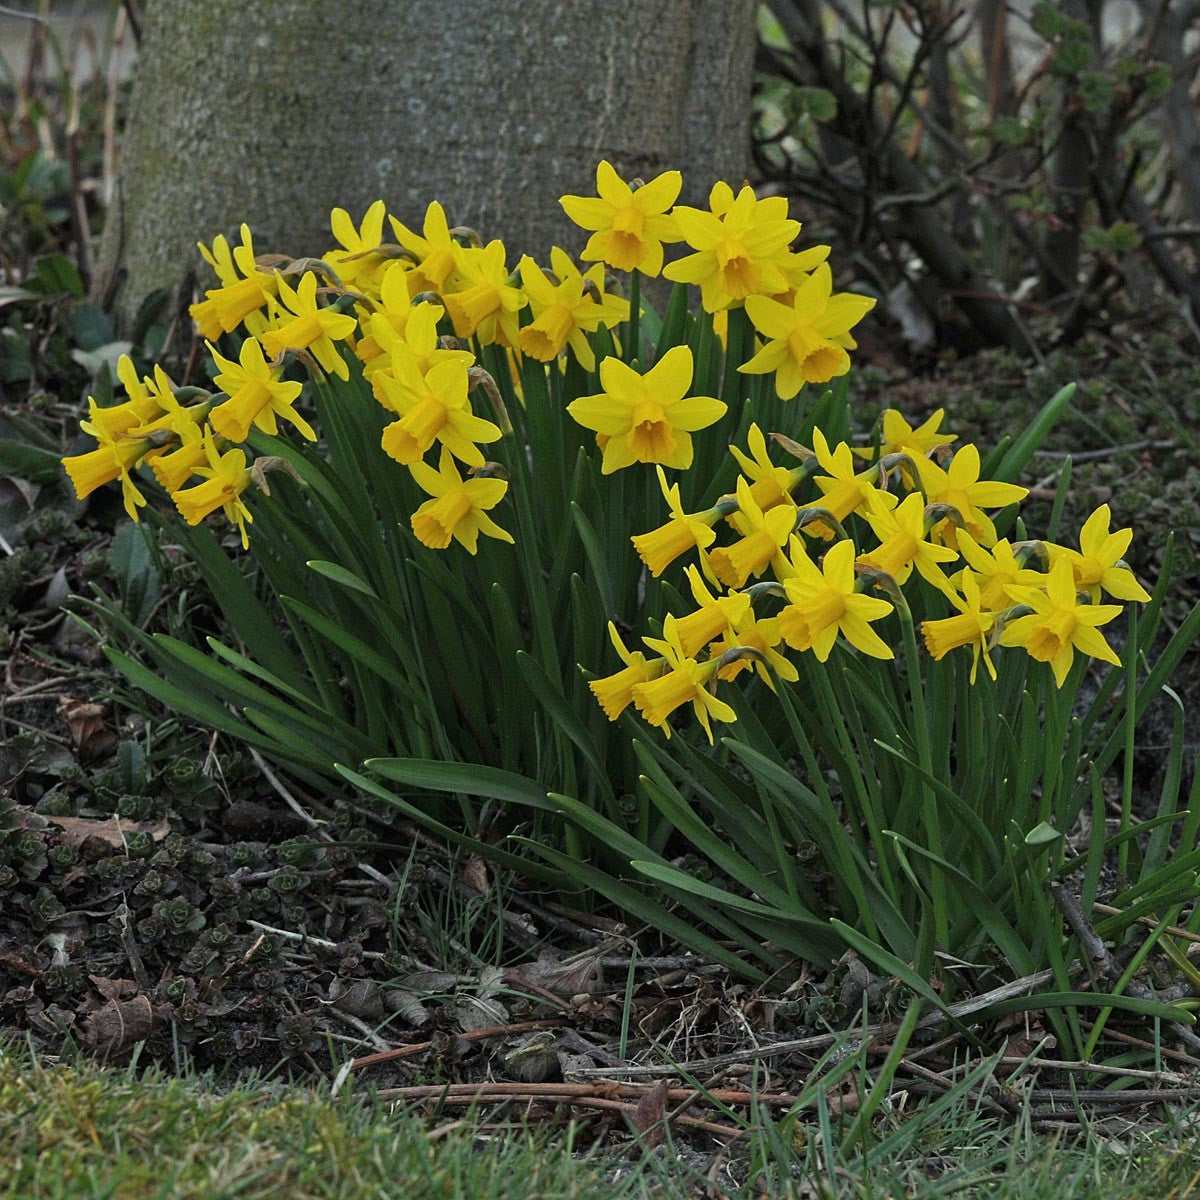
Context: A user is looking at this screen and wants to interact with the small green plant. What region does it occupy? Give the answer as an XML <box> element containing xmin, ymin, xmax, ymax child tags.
<box><xmin>72</xmin><ymin>163</ymin><xmax>1200</xmax><ymax>1064</ymax></box>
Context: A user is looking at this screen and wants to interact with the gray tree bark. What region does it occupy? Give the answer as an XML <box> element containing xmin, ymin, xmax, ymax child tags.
<box><xmin>96</xmin><ymin>0</ymin><xmax>757</xmax><ymax>324</ymax></box>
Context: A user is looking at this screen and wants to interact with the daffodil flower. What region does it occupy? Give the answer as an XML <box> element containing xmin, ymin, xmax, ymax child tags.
<box><xmin>631</xmin><ymin>616</ymin><xmax>736</xmax><ymax>742</ymax></box>
<box><xmin>517</xmin><ymin>248</ymin><xmax>628</xmax><ymax>370</ymax></box>
<box><xmin>325</xmin><ymin>199</ymin><xmax>388</xmax><ymax>291</ymax></box>
<box><xmin>728</xmin><ymin>423</ymin><xmax>806</xmax><ymax>513</ymax></box>
<box><xmin>630</xmin><ymin>466</ymin><xmax>722</xmax><ymax>576</ymax></box>
<box><xmin>378</xmin><ymin>356</ymin><xmax>500</xmax><ymax>468</ymax></box>
<box><xmin>260</xmin><ymin>272</ymin><xmax>357</xmax><ymax>380</ymax></box>
<box><xmin>1000</xmin><ymin>556</ymin><xmax>1122</xmax><ymax>686</ymax></box>
<box><xmin>190</xmin><ymin>224</ymin><xmax>279</xmax><ymax>339</ymax></box>
<box><xmin>409</xmin><ymin>448</ymin><xmax>514</xmax><ymax>554</ymax></box>
<box><xmin>739</xmin><ymin>263</ymin><xmax>876</xmax><ymax>397</ymax></box>
<box><xmin>665</xmin><ymin>181</ymin><xmax>801</xmax><ymax>312</ymax></box>
<box><xmin>589</xmin><ymin>622</ymin><xmax>666</xmax><ymax>720</ymax></box>
<box><xmin>560</xmin><ymin>161</ymin><xmax>682</xmax><ymax>276</ymax></box>
<box><xmin>443</xmin><ymin>240</ymin><xmax>526</xmax><ymax>347</ymax></box>
<box><xmin>854</xmin><ymin>408</ymin><xmax>957</xmax><ymax>486</ymax></box>
<box><xmin>673</xmin><ymin>565</ymin><xmax>752</xmax><ymax>656</ymax></box>
<box><xmin>857</xmin><ymin>492</ymin><xmax>959</xmax><ymax>592</ymax></box>
<box><xmin>709</xmin><ymin>476</ymin><xmax>796</xmax><ymax>588</ymax></box>
<box><xmin>146</xmin><ymin>422</ymin><xmax>209</xmax><ymax>494</ymax></box>
<box><xmin>919</xmin><ymin>444</ymin><xmax>1028</xmax><ymax>547</ymax></box>
<box><xmin>711</xmin><ymin>608</ymin><xmax>799</xmax><ymax>691</ymax></box>
<box><xmin>567</xmin><ymin>346</ymin><xmax>725</xmax><ymax>474</ymax></box>
<box><xmin>778</xmin><ymin>539</ymin><xmax>894</xmax><ymax>661</ymax></box>
<box><xmin>955</xmin><ymin>531</ymin><xmax>1045</xmax><ymax>611</ymax></box>
<box><xmin>921</xmin><ymin>571</ymin><xmax>996</xmax><ymax>683</ymax></box>
<box><xmin>368</xmin><ymin>302</ymin><xmax>473</xmax><ymax>410</ymax></box>
<box><xmin>808</xmin><ymin>427</ymin><xmax>893</xmax><ymax>538</ymax></box>
<box><xmin>63</xmin><ymin>425</ymin><xmax>153</xmax><ymax>521</ymax></box>
<box><xmin>1052</xmin><ymin>505</ymin><xmax>1150</xmax><ymax>603</ymax></box>
<box><xmin>208</xmin><ymin>337</ymin><xmax>312</xmax><ymax>442</ymax></box>
<box><xmin>389</xmin><ymin>201</ymin><xmax>463</xmax><ymax>295</ymax></box>
<box><xmin>171</xmin><ymin>432</ymin><xmax>254</xmax><ymax>548</ymax></box>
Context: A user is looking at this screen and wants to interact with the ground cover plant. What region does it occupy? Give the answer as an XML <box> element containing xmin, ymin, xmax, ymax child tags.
<box><xmin>62</xmin><ymin>157</ymin><xmax>1200</xmax><ymax>1089</ymax></box>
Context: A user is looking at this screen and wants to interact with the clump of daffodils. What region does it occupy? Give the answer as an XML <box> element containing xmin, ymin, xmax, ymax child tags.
<box><xmin>63</xmin><ymin>160</ymin><xmax>868</xmax><ymax>555</ymax></box>
<box><xmin>61</xmin><ymin>160</ymin><xmax>1147</xmax><ymax>740</ymax></box>
<box><xmin>594</xmin><ymin>408</ymin><xmax>1149</xmax><ymax>741</ymax></box>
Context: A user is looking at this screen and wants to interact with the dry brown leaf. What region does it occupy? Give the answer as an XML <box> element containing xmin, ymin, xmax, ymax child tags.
<box><xmin>460</xmin><ymin>855</ymin><xmax>490</xmax><ymax>895</ymax></box>
<box><xmin>509</xmin><ymin>947</ymin><xmax>604</xmax><ymax>996</ymax></box>
<box><xmin>88</xmin><ymin>976</ymin><xmax>140</xmax><ymax>1002</ymax></box>
<box><xmin>43</xmin><ymin>813</ymin><xmax>169</xmax><ymax>849</ymax></box>
<box><xmin>80</xmin><ymin>994</ymin><xmax>154</xmax><ymax>1059</ymax></box>
<box><xmin>631</xmin><ymin>1079</ymin><xmax>670</xmax><ymax>1148</ymax></box>
<box><xmin>57</xmin><ymin>696</ymin><xmax>117</xmax><ymax>761</ymax></box>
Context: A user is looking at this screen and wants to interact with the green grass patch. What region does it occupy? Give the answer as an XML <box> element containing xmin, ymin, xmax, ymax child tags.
<box><xmin>5</xmin><ymin>1041</ymin><xmax>1200</xmax><ymax>1198</ymax></box>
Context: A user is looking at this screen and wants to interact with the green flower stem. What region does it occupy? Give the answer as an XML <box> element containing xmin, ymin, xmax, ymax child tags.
<box><xmin>809</xmin><ymin>665</ymin><xmax>899</xmax><ymax>915</ymax></box>
<box><xmin>892</xmin><ymin>584</ymin><xmax>949</xmax><ymax>953</ymax></box>
<box><xmin>1119</xmin><ymin>605</ymin><xmax>1138</xmax><ymax>878</ymax></box>
<box><xmin>624</xmin><ymin>268</ymin><xmax>641</xmax><ymax>365</ymax></box>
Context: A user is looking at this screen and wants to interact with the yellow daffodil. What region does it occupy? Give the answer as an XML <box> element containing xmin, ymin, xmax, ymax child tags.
<box><xmin>408</xmin><ymin>447</ymin><xmax>513</xmax><ymax>554</ymax></box>
<box><xmin>517</xmin><ymin>248</ymin><xmax>628</xmax><ymax>370</ymax></box>
<box><xmin>378</xmin><ymin>357</ymin><xmax>500</xmax><ymax>467</ymax></box>
<box><xmin>388</xmin><ymin>201</ymin><xmax>463</xmax><ymax>295</ymax></box>
<box><xmin>857</xmin><ymin>492</ymin><xmax>959</xmax><ymax>591</ymax></box>
<box><xmin>83</xmin><ymin>355</ymin><xmax>166</xmax><ymax>441</ymax></box>
<box><xmin>190</xmin><ymin>224</ymin><xmax>278</xmax><ymax>339</ymax></box>
<box><xmin>710</xmin><ymin>475</ymin><xmax>796</xmax><ymax>588</ymax></box>
<box><xmin>739</xmin><ymin>264</ymin><xmax>876</xmax><ymax>397</ymax></box>
<box><xmin>146</xmin><ymin>422</ymin><xmax>209</xmax><ymax>494</ymax></box>
<box><xmin>1052</xmin><ymin>505</ymin><xmax>1150</xmax><ymax>603</ymax></box>
<box><xmin>664</xmin><ymin>181</ymin><xmax>800</xmax><ymax>312</ymax></box>
<box><xmin>955</xmin><ymin>531</ymin><xmax>1045</xmax><ymax>611</ymax></box>
<box><xmin>631</xmin><ymin>615</ymin><xmax>736</xmax><ymax>742</ymax></box>
<box><xmin>855</xmin><ymin>409</ymin><xmax>957</xmax><ymax>484</ymax></box>
<box><xmin>631</xmin><ymin>466</ymin><xmax>722</xmax><ymax>576</ymax></box>
<box><xmin>589</xmin><ymin>622</ymin><xmax>667</xmax><ymax>720</ymax></box>
<box><xmin>559</xmin><ymin>160</ymin><xmax>682</xmax><ymax>276</ymax></box>
<box><xmin>673</xmin><ymin>565</ymin><xmax>752</xmax><ymax>656</ymax></box>
<box><xmin>919</xmin><ymin>444</ymin><xmax>1028</xmax><ymax>547</ymax></box>
<box><xmin>171</xmin><ymin>432</ymin><xmax>254</xmax><ymax>548</ymax></box>
<box><xmin>778</xmin><ymin>538</ymin><xmax>894</xmax><ymax>661</ymax></box>
<box><xmin>355</xmin><ymin>262</ymin><xmax>418</xmax><ymax>373</ymax></box>
<box><xmin>808</xmin><ymin>427</ymin><xmax>893</xmax><ymax>538</ymax></box>
<box><xmin>260</xmin><ymin>272</ymin><xmax>357</xmax><ymax>380</ymax></box>
<box><xmin>1000</xmin><ymin>556</ymin><xmax>1122</xmax><ymax>686</ymax></box>
<box><xmin>728</xmin><ymin>423</ymin><xmax>806</xmax><ymax>513</ymax></box>
<box><xmin>63</xmin><ymin>425</ymin><xmax>152</xmax><ymax>521</ymax></box>
<box><xmin>368</xmin><ymin>302</ymin><xmax>472</xmax><ymax>410</ymax></box>
<box><xmin>325</xmin><ymin>200</ymin><xmax>389</xmax><ymax>292</ymax></box>
<box><xmin>443</xmin><ymin>241</ymin><xmax>526</xmax><ymax>347</ymax></box>
<box><xmin>208</xmin><ymin>338</ymin><xmax>312</xmax><ymax>442</ymax></box>
<box><xmin>567</xmin><ymin>346</ymin><xmax>725</xmax><ymax>473</ymax></box>
<box><xmin>711</xmin><ymin>609</ymin><xmax>799</xmax><ymax>690</ymax></box>
<box><xmin>921</xmin><ymin>571</ymin><xmax>996</xmax><ymax>683</ymax></box>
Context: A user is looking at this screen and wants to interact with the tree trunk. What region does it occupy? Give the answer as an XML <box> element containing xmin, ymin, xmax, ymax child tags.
<box><xmin>96</xmin><ymin>0</ymin><xmax>757</xmax><ymax>324</ymax></box>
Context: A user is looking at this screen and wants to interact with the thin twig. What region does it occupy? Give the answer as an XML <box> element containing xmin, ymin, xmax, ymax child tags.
<box><xmin>350</xmin><ymin>1017</ymin><xmax>569</xmax><ymax>1071</ymax></box>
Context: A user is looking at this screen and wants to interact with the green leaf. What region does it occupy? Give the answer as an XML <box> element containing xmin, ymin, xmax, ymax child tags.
<box><xmin>71</xmin><ymin>302</ymin><xmax>114</xmax><ymax>351</ymax></box>
<box><xmin>28</xmin><ymin>253</ymin><xmax>83</xmax><ymax>298</ymax></box>
<box><xmin>986</xmin><ymin>383</ymin><xmax>1074</xmax><ymax>482</ymax></box>
<box><xmin>0</xmin><ymin>439</ymin><xmax>63</xmax><ymax>484</ymax></box>
<box><xmin>305</xmin><ymin>560</ymin><xmax>380</xmax><ymax>600</ymax></box>
<box><xmin>107</xmin><ymin>522</ymin><xmax>161</xmax><ymax>628</ymax></box>
<box><xmin>365</xmin><ymin>758</ymin><xmax>559</xmax><ymax>814</ymax></box>
<box><xmin>1024</xmin><ymin>822</ymin><xmax>1062</xmax><ymax>847</ymax></box>
<box><xmin>337</xmin><ymin>765</ymin><xmax>567</xmax><ymax>886</ymax></box>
